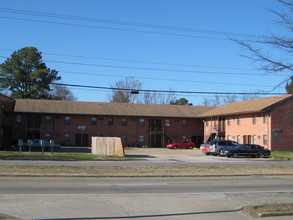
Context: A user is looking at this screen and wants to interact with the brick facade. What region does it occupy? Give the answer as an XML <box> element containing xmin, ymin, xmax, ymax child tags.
<box><xmin>202</xmin><ymin>95</ymin><xmax>293</xmax><ymax>151</ymax></box>
<box><xmin>2</xmin><ymin>95</ymin><xmax>292</xmax><ymax>151</ymax></box>
<box><xmin>11</xmin><ymin>113</ymin><xmax>204</xmax><ymax>147</ymax></box>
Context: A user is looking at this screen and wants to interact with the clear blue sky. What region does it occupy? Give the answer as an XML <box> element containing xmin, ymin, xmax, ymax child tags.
<box><xmin>0</xmin><ymin>0</ymin><xmax>290</xmax><ymax>105</ymax></box>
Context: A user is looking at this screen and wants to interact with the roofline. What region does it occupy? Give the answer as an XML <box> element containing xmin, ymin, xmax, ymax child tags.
<box><xmin>0</xmin><ymin>93</ymin><xmax>15</xmax><ymax>102</ymax></box>
<box><xmin>13</xmin><ymin>110</ymin><xmax>201</xmax><ymax>118</ymax></box>
<box><xmin>199</xmin><ymin>94</ymin><xmax>293</xmax><ymax>118</ymax></box>
<box><xmin>262</xmin><ymin>95</ymin><xmax>293</xmax><ymax>112</ymax></box>
<box><xmin>198</xmin><ymin>110</ymin><xmax>268</xmax><ymax>118</ymax></box>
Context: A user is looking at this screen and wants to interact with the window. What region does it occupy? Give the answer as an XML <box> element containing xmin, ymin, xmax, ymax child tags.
<box><xmin>27</xmin><ymin>115</ymin><xmax>41</xmax><ymax>129</ymax></box>
<box><xmin>165</xmin><ymin>119</ymin><xmax>170</xmax><ymax>127</ymax></box>
<box><xmin>139</xmin><ymin>119</ymin><xmax>145</xmax><ymax>126</ymax></box>
<box><xmin>16</xmin><ymin>114</ymin><xmax>22</xmax><ymax>123</ymax></box>
<box><xmin>237</xmin><ymin>117</ymin><xmax>241</xmax><ymax>125</ymax></box>
<box><xmin>263</xmin><ymin>114</ymin><xmax>268</xmax><ymax>124</ymax></box>
<box><xmin>227</xmin><ymin>135</ymin><xmax>231</xmax><ymax>140</ymax></box>
<box><xmin>45</xmin><ymin>116</ymin><xmax>52</xmax><ymax>124</ymax></box>
<box><xmin>263</xmin><ymin>135</ymin><xmax>268</xmax><ymax>145</ymax></box>
<box><xmin>121</xmin><ymin>118</ymin><xmax>127</xmax><ymax>126</ymax></box>
<box><xmin>91</xmin><ymin>117</ymin><xmax>97</xmax><ymax>125</ymax></box>
<box><xmin>107</xmin><ymin>118</ymin><xmax>113</xmax><ymax>126</ymax></box>
<box><xmin>237</xmin><ymin>135</ymin><xmax>241</xmax><ymax>143</ymax></box>
<box><xmin>44</xmin><ymin>132</ymin><xmax>51</xmax><ymax>140</ymax></box>
<box><xmin>139</xmin><ymin>135</ymin><xmax>144</xmax><ymax>143</ymax></box>
<box><xmin>64</xmin><ymin>133</ymin><xmax>70</xmax><ymax>142</ymax></box>
<box><xmin>227</xmin><ymin>117</ymin><xmax>231</xmax><ymax>126</ymax></box>
<box><xmin>253</xmin><ymin>135</ymin><xmax>257</xmax><ymax>144</ymax></box>
<box><xmin>252</xmin><ymin>115</ymin><xmax>257</xmax><ymax>125</ymax></box>
<box><xmin>121</xmin><ymin>134</ymin><xmax>127</xmax><ymax>143</ymax></box>
<box><xmin>182</xmin><ymin>120</ymin><xmax>187</xmax><ymax>127</ymax></box>
<box><xmin>64</xmin><ymin>116</ymin><xmax>71</xmax><ymax>124</ymax></box>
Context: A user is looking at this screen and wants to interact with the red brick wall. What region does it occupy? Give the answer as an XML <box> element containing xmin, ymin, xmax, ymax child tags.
<box><xmin>270</xmin><ymin>100</ymin><xmax>293</xmax><ymax>151</ymax></box>
<box><xmin>12</xmin><ymin>113</ymin><xmax>204</xmax><ymax>147</ymax></box>
<box><xmin>225</xmin><ymin>113</ymin><xmax>271</xmax><ymax>149</ymax></box>
<box><xmin>203</xmin><ymin>114</ymin><xmax>271</xmax><ymax>149</ymax></box>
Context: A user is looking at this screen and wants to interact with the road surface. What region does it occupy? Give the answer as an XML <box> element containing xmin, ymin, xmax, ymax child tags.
<box><xmin>0</xmin><ymin>176</ymin><xmax>293</xmax><ymax>219</ymax></box>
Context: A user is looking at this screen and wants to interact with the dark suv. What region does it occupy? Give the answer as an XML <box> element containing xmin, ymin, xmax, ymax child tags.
<box><xmin>207</xmin><ymin>140</ymin><xmax>238</xmax><ymax>156</ymax></box>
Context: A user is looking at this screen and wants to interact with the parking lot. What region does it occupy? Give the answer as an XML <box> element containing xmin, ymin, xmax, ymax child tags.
<box><xmin>123</xmin><ymin>147</ymin><xmax>280</xmax><ymax>165</ymax></box>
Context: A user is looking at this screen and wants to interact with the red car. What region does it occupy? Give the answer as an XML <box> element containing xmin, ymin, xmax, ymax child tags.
<box><xmin>167</xmin><ymin>141</ymin><xmax>196</xmax><ymax>149</ymax></box>
<box><xmin>201</xmin><ymin>145</ymin><xmax>210</xmax><ymax>155</ymax></box>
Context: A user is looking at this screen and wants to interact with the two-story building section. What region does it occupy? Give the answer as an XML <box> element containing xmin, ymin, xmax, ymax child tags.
<box><xmin>9</xmin><ymin>99</ymin><xmax>212</xmax><ymax>148</ymax></box>
<box><xmin>199</xmin><ymin>94</ymin><xmax>293</xmax><ymax>151</ymax></box>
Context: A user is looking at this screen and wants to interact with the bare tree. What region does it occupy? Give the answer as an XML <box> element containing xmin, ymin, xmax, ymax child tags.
<box><xmin>234</xmin><ymin>0</ymin><xmax>293</xmax><ymax>90</ymax></box>
<box><xmin>142</xmin><ymin>89</ymin><xmax>177</xmax><ymax>105</ymax></box>
<box><xmin>286</xmin><ymin>76</ymin><xmax>293</xmax><ymax>93</ymax></box>
<box><xmin>223</xmin><ymin>94</ymin><xmax>238</xmax><ymax>104</ymax></box>
<box><xmin>110</xmin><ymin>77</ymin><xmax>142</xmax><ymax>103</ymax></box>
<box><xmin>202</xmin><ymin>97</ymin><xmax>212</xmax><ymax>106</ymax></box>
<box><xmin>50</xmin><ymin>84</ymin><xmax>77</xmax><ymax>101</ymax></box>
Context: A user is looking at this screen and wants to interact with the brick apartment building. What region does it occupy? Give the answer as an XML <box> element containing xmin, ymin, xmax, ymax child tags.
<box><xmin>200</xmin><ymin>94</ymin><xmax>293</xmax><ymax>151</ymax></box>
<box><xmin>0</xmin><ymin>93</ymin><xmax>292</xmax><ymax>151</ymax></box>
<box><xmin>0</xmin><ymin>94</ymin><xmax>15</xmax><ymax>149</ymax></box>
<box><xmin>4</xmin><ymin>98</ymin><xmax>210</xmax><ymax>148</ymax></box>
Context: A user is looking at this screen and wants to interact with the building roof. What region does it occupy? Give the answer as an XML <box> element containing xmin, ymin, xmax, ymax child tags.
<box><xmin>14</xmin><ymin>99</ymin><xmax>213</xmax><ymax>118</ymax></box>
<box><xmin>0</xmin><ymin>93</ymin><xmax>15</xmax><ymax>102</ymax></box>
<box><xmin>199</xmin><ymin>94</ymin><xmax>293</xmax><ymax>117</ymax></box>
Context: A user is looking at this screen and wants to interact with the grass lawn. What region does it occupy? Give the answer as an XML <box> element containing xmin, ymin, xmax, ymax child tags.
<box><xmin>0</xmin><ymin>151</ymin><xmax>127</xmax><ymax>161</ymax></box>
<box><xmin>270</xmin><ymin>151</ymin><xmax>293</xmax><ymax>160</ymax></box>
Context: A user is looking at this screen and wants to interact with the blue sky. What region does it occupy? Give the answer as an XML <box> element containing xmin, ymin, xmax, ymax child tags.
<box><xmin>0</xmin><ymin>0</ymin><xmax>291</xmax><ymax>105</ymax></box>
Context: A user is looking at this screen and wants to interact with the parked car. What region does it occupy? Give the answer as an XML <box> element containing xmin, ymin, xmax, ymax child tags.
<box><xmin>19</xmin><ymin>139</ymin><xmax>61</xmax><ymax>151</ymax></box>
<box><xmin>225</xmin><ymin>144</ymin><xmax>271</xmax><ymax>158</ymax></box>
<box><xmin>206</xmin><ymin>140</ymin><xmax>239</xmax><ymax>156</ymax></box>
<box><xmin>201</xmin><ymin>145</ymin><xmax>211</xmax><ymax>155</ymax></box>
<box><xmin>200</xmin><ymin>143</ymin><xmax>211</xmax><ymax>155</ymax></box>
<box><xmin>167</xmin><ymin>141</ymin><xmax>196</xmax><ymax>149</ymax></box>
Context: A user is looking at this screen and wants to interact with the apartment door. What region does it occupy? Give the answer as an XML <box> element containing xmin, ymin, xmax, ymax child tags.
<box><xmin>75</xmin><ymin>134</ymin><xmax>89</xmax><ymax>147</ymax></box>
<box><xmin>150</xmin><ymin>134</ymin><xmax>162</xmax><ymax>147</ymax></box>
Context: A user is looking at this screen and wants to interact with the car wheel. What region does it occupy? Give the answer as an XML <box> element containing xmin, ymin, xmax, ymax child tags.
<box><xmin>205</xmin><ymin>153</ymin><xmax>210</xmax><ymax>155</ymax></box>
<box><xmin>232</xmin><ymin>152</ymin><xmax>239</xmax><ymax>158</ymax></box>
<box><xmin>258</xmin><ymin>152</ymin><xmax>264</xmax><ymax>158</ymax></box>
<box><xmin>189</xmin><ymin>145</ymin><xmax>193</xmax><ymax>149</ymax></box>
<box><xmin>219</xmin><ymin>149</ymin><xmax>225</xmax><ymax>156</ymax></box>
<box><xmin>173</xmin><ymin>145</ymin><xmax>178</xmax><ymax>149</ymax></box>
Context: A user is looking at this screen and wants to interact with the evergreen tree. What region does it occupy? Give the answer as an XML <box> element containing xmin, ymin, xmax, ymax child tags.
<box><xmin>0</xmin><ymin>47</ymin><xmax>60</xmax><ymax>99</ymax></box>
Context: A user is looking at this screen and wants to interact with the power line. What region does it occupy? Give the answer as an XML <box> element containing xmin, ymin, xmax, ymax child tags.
<box><xmin>0</xmin><ymin>55</ymin><xmax>290</xmax><ymax>77</ymax></box>
<box><xmin>0</xmin><ymin>77</ymin><xmax>285</xmax><ymax>95</ymax></box>
<box><xmin>0</xmin><ymin>16</ymin><xmax>228</xmax><ymax>41</ymax></box>
<box><xmin>0</xmin><ymin>7</ymin><xmax>268</xmax><ymax>39</ymax></box>
<box><xmin>52</xmin><ymin>82</ymin><xmax>286</xmax><ymax>95</ymax></box>
<box><xmin>43</xmin><ymin>59</ymin><xmax>291</xmax><ymax>77</ymax></box>
<box><xmin>0</xmin><ymin>48</ymin><xmax>257</xmax><ymax>71</ymax></box>
<box><xmin>60</xmin><ymin>70</ymin><xmax>273</xmax><ymax>88</ymax></box>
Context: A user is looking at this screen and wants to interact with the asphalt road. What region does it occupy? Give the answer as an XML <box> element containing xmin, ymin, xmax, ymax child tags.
<box><xmin>0</xmin><ymin>176</ymin><xmax>293</xmax><ymax>220</ymax></box>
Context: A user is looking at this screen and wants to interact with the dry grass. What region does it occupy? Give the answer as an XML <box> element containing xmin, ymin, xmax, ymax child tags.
<box><xmin>242</xmin><ymin>203</ymin><xmax>293</xmax><ymax>218</ymax></box>
<box><xmin>0</xmin><ymin>165</ymin><xmax>293</xmax><ymax>177</ymax></box>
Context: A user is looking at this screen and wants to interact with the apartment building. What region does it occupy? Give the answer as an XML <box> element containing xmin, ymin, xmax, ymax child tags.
<box><xmin>9</xmin><ymin>99</ymin><xmax>210</xmax><ymax>148</ymax></box>
<box><xmin>1</xmin><ymin>94</ymin><xmax>292</xmax><ymax>151</ymax></box>
<box><xmin>200</xmin><ymin>94</ymin><xmax>293</xmax><ymax>151</ymax></box>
